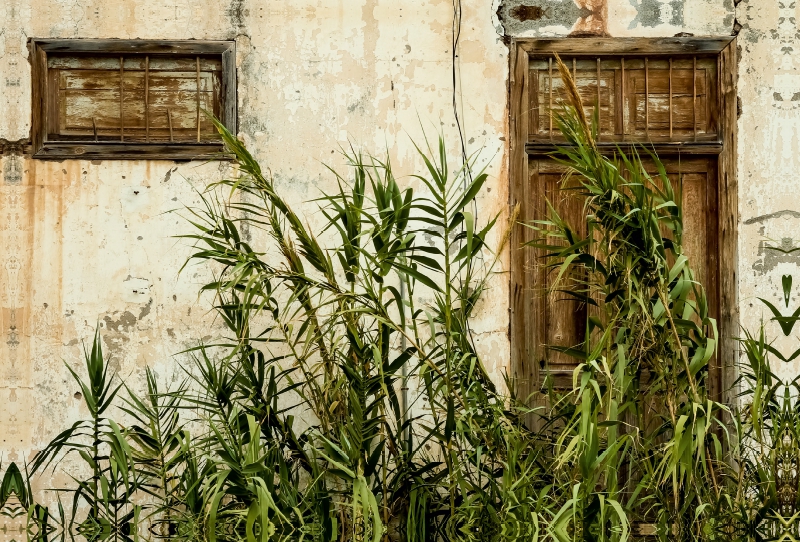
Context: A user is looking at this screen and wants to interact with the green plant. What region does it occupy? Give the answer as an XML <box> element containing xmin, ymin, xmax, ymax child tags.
<box><xmin>31</xmin><ymin>330</ymin><xmax>139</xmax><ymax>541</ymax></box>
<box><xmin>28</xmin><ymin>114</ymin><xmax>539</xmax><ymax>541</ymax></box>
<box><xmin>121</xmin><ymin>368</ymin><xmax>192</xmax><ymax>538</ymax></box>
<box><xmin>722</xmin><ymin>266</ymin><xmax>800</xmax><ymax>541</ymax></box>
<box><xmin>27</xmin><ymin>62</ymin><xmax>784</xmax><ymax>542</ymax></box>
<box><xmin>176</xmin><ymin>121</ymin><xmax>539</xmax><ymax>541</ymax></box>
<box><xmin>725</xmin><ymin>328</ymin><xmax>800</xmax><ymax>541</ymax></box>
<box><xmin>528</xmin><ymin>56</ymin><xmax>727</xmax><ymax>541</ymax></box>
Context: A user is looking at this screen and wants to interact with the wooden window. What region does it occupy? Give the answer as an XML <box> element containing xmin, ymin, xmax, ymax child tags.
<box><xmin>509</xmin><ymin>38</ymin><xmax>738</xmax><ymax>400</ymax></box>
<box><xmin>529</xmin><ymin>57</ymin><xmax>718</xmax><ymax>143</ymax></box>
<box><xmin>29</xmin><ymin>40</ymin><xmax>236</xmax><ymax>160</ymax></box>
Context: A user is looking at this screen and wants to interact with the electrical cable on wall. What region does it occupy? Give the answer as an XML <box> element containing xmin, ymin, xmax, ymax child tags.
<box><xmin>452</xmin><ymin>0</ymin><xmax>471</xmax><ymax>185</ymax></box>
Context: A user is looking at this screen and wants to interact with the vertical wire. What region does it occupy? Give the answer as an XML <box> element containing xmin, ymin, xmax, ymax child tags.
<box><xmin>451</xmin><ymin>0</ymin><xmax>470</xmax><ymax>185</ymax></box>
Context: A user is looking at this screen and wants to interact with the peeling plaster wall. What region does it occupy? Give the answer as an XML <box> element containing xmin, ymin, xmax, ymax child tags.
<box><xmin>0</xmin><ymin>0</ymin><xmax>510</xmax><ymax>483</ymax></box>
<box><xmin>736</xmin><ymin>0</ymin><xmax>800</xmax><ymax>382</ymax></box>
<box><xmin>0</xmin><ymin>0</ymin><xmax>790</xmax><ymax>494</ymax></box>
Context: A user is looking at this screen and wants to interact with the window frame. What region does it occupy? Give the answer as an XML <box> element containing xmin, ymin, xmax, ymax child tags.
<box><xmin>508</xmin><ymin>37</ymin><xmax>738</xmax><ymax>403</ymax></box>
<box><xmin>29</xmin><ymin>39</ymin><xmax>237</xmax><ymax>160</ymax></box>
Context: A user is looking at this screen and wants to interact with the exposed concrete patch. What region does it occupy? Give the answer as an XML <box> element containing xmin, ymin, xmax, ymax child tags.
<box><xmin>138</xmin><ymin>299</ymin><xmax>152</xmax><ymax>320</ymax></box>
<box><xmin>628</xmin><ymin>0</ymin><xmax>685</xmax><ymax>28</ymax></box>
<box><xmin>497</xmin><ymin>0</ymin><xmax>732</xmax><ymax>36</ymax></box>
<box><xmin>103</xmin><ymin>311</ymin><xmax>137</xmax><ymax>334</ymax></box>
<box><xmin>509</xmin><ymin>5</ymin><xmax>552</xmax><ymax>21</ymax></box>
<box><xmin>752</xmin><ymin>239</ymin><xmax>800</xmax><ymax>275</ymax></box>
<box><xmin>497</xmin><ymin>0</ymin><xmax>594</xmax><ymax>35</ymax></box>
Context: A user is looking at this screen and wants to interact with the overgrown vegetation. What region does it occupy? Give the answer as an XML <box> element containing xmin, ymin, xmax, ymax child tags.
<box><xmin>9</xmin><ymin>59</ymin><xmax>799</xmax><ymax>542</ymax></box>
<box><xmin>727</xmin><ymin>272</ymin><xmax>800</xmax><ymax>540</ymax></box>
<box><xmin>525</xmin><ymin>56</ymin><xmax>728</xmax><ymax>540</ymax></box>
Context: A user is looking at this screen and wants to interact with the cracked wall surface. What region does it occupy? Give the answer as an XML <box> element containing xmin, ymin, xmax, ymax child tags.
<box><xmin>0</xmin><ymin>0</ymin><xmax>793</xmax><ymax>500</ymax></box>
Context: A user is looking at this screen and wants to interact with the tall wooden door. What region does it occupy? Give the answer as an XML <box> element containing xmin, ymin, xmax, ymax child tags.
<box><xmin>515</xmin><ymin>157</ymin><xmax>719</xmax><ymax>391</ymax></box>
<box><xmin>509</xmin><ymin>38</ymin><xmax>738</xmax><ymax>407</ymax></box>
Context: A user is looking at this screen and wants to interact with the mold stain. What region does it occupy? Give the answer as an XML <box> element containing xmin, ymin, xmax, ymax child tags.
<box><xmin>510</xmin><ymin>5</ymin><xmax>550</xmax><ymax>21</ymax></box>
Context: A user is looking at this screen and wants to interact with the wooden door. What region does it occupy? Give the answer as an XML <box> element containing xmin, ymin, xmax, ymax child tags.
<box><xmin>514</xmin><ymin>156</ymin><xmax>719</xmax><ymax>392</ymax></box>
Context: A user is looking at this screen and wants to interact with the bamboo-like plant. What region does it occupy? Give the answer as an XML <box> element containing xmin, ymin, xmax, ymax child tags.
<box><xmin>174</xmin><ymin>122</ymin><xmax>537</xmax><ymax>541</ymax></box>
<box><xmin>723</xmin><ymin>269</ymin><xmax>800</xmax><ymax>541</ymax></box>
<box><xmin>121</xmin><ymin>368</ymin><xmax>192</xmax><ymax>537</ymax></box>
<box><xmin>528</xmin><ymin>57</ymin><xmax>727</xmax><ymax>541</ymax></box>
<box><xmin>31</xmin><ymin>331</ymin><xmax>140</xmax><ymax>541</ymax></box>
<box><xmin>29</xmin><ymin>120</ymin><xmax>547</xmax><ymax>540</ymax></box>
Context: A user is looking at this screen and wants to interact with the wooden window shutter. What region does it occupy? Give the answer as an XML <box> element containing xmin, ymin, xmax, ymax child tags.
<box><xmin>509</xmin><ymin>38</ymin><xmax>737</xmax><ymax>402</ymax></box>
<box><xmin>30</xmin><ymin>40</ymin><xmax>236</xmax><ymax>160</ymax></box>
<box><xmin>529</xmin><ymin>57</ymin><xmax>719</xmax><ymax>142</ymax></box>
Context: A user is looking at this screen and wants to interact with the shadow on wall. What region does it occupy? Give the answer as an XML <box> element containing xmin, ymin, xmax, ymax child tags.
<box><xmin>497</xmin><ymin>0</ymin><xmax>687</xmax><ymax>36</ymax></box>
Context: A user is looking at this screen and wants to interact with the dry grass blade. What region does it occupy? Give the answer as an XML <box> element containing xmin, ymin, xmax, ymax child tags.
<box><xmin>553</xmin><ymin>52</ymin><xmax>593</xmax><ymax>147</ymax></box>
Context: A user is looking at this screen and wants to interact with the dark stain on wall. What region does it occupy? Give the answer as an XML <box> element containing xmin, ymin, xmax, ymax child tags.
<box><xmin>509</xmin><ymin>5</ymin><xmax>551</xmax><ymax>21</ymax></box>
<box><xmin>226</xmin><ymin>0</ymin><xmax>247</xmax><ymax>33</ymax></box>
<box><xmin>2</xmin><ymin>152</ymin><xmax>22</xmax><ymax>185</ymax></box>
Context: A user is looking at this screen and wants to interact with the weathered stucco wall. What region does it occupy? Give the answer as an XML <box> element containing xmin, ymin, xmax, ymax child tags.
<box><xmin>0</xmin><ymin>0</ymin><xmax>511</xmax><ymax>476</ymax></box>
<box><xmin>734</xmin><ymin>0</ymin><xmax>800</xmax><ymax>382</ymax></box>
<box><xmin>0</xmin><ymin>0</ymin><xmax>790</xmax><ymax>488</ymax></box>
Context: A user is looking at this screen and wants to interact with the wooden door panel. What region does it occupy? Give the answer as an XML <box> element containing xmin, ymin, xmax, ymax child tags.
<box><xmin>522</xmin><ymin>157</ymin><xmax>718</xmax><ymax>387</ymax></box>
